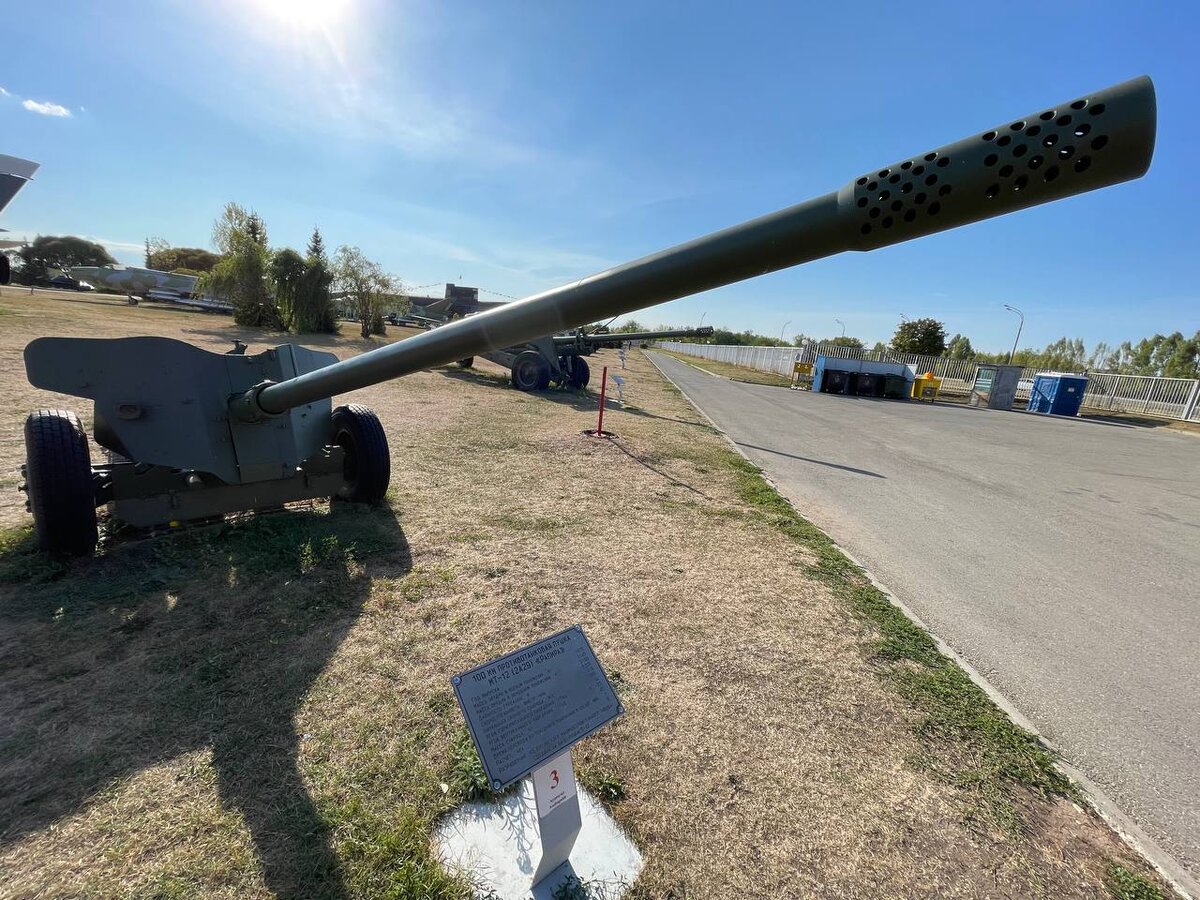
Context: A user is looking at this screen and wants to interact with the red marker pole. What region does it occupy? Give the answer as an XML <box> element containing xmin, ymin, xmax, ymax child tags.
<box><xmin>595</xmin><ymin>366</ymin><xmax>608</xmax><ymax>436</ymax></box>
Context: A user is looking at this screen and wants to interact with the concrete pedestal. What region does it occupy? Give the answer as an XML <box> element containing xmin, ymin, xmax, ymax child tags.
<box><xmin>435</xmin><ymin>781</ymin><xmax>642</xmax><ymax>900</ymax></box>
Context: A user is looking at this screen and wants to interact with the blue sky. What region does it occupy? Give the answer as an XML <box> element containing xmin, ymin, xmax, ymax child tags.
<box><xmin>2</xmin><ymin>0</ymin><xmax>1196</xmax><ymax>352</ymax></box>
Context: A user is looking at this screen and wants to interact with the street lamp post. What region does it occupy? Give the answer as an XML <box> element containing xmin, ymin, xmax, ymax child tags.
<box><xmin>834</xmin><ymin>317</ymin><xmax>845</xmax><ymax>337</ymax></box>
<box><xmin>1004</xmin><ymin>304</ymin><xmax>1024</xmax><ymax>365</ymax></box>
<box><xmin>780</xmin><ymin>320</ymin><xmax>791</xmax><ymax>346</ymax></box>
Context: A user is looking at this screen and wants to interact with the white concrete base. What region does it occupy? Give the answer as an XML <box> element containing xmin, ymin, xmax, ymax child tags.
<box><xmin>435</xmin><ymin>781</ymin><xmax>642</xmax><ymax>900</ymax></box>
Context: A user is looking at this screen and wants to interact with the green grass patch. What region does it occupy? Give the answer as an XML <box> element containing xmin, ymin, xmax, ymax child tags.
<box><xmin>579</xmin><ymin>766</ymin><xmax>626</xmax><ymax>807</ymax></box>
<box><xmin>0</xmin><ymin>524</ymin><xmax>69</xmax><ymax>584</ymax></box>
<box><xmin>329</xmin><ymin>799</ymin><xmax>469</xmax><ymax>900</ymax></box>
<box><xmin>714</xmin><ymin>448</ymin><xmax>1075</xmax><ymax>825</ymax></box>
<box><xmin>444</xmin><ymin>727</ymin><xmax>514</xmax><ymax>804</ymax></box>
<box><xmin>1104</xmin><ymin>862</ymin><xmax>1166</xmax><ymax>900</ymax></box>
<box><xmin>656</xmin><ymin>349</ymin><xmax>792</xmax><ymax>387</ymax></box>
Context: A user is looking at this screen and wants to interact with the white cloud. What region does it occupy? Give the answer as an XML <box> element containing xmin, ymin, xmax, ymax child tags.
<box><xmin>22</xmin><ymin>99</ymin><xmax>72</xmax><ymax>118</ymax></box>
<box><xmin>0</xmin><ymin>87</ymin><xmax>10</xmax><ymax>97</ymax></box>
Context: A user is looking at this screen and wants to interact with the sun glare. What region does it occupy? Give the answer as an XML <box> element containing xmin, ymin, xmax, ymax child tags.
<box><xmin>252</xmin><ymin>0</ymin><xmax>350</xmax><ymax>31</ymax></box>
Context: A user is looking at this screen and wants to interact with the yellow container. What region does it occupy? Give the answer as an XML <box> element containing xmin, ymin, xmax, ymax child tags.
<box><xmin>790</xmin><ymin>362</ymin><xmax>814</xmax><ymax>390</ymax></box>
<box><xmin>912</xmin><ymin>373</ymin><xmax>942</xmax><ymax>402</ymax></box>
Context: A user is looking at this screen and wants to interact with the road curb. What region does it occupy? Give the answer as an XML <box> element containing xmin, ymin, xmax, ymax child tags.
<box><xmin>644</xmin><ymin>349</ymin><xmax>1198</xmax><ymax>900</ymax></box>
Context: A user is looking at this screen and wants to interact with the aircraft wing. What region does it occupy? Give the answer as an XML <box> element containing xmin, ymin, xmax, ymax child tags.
<box><xmin>0</xmin><ymin>154</ymin><xmax>39</xmax><ymax>220</ymax></box>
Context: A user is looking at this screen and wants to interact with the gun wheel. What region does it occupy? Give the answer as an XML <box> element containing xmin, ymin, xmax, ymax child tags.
<box><xmin>24</xmin><ymin>409</ymin><xmax>98</xmax><ymax>556</ymax></box>
<box><xmin>457</xmin><ymin>357</ymin><xmax>474</xmax><ymax>368</ymax></box>
<box><xmin>511</xmin><ymin>351</ymin><xmax>550</xmax><ymax>392</ymax></box>
<box><xmin>331</xmin><ymin>404</ymin><xmax>391</xmax><ymax>505</ymax></box>
<box><xmin>565</xmin><ymin>356</ymin><xmax>590</xmax><ymax>389</ymax></box>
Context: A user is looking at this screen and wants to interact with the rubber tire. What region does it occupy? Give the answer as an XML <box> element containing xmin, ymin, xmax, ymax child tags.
<box><xmin>457</xmin><ymin>357</ymin><xmax>474</xmax><ymax>368</ymax></box>
<box><xmin>566</xmin><ymin>356</ymin><xmax>591</xmax><ymax>389</ymax></box>
<box><xmin>0</xmin><ymin>255</ymin><xmax>9</xmax><ymax>285</ymax></box>
<box><xmin>511</xmin><ymin>351</ymin><xmax>549</xmax><ymax>392</ymax></box>
<box><xmin>24</xmin><ymin>409</ymin><xmax>98</xmax><ymax>556</ymax></box>
<box><xmin>331</xmin><ymin>404</ymin><xmax>390</xmax><ymax>504</ymax></box>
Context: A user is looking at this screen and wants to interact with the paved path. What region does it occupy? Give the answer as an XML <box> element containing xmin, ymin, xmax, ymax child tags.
<box><xmin>649</xmin><ymin>351</ymin><xmax>1200</xmax><ymax>882</ymax></box>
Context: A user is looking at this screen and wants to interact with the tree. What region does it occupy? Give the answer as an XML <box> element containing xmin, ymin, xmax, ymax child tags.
<box><xmin>13</xmin><ymin>243</ymin><xmax>49</xmax><ymax>285</ymax></box>
<box><xmin>1121</xmin><ymin>332</ymin><xmax>1200</xmax><ymax>378</ymax></box>
<box><xmin>269</xmin><ymin>248</ymin><xmax>307</xmax><ymax>331</ymax></box>
<box><xmin>824</xmin><ymin>335</ymin><xmax>865</xmax><ymax>350</ymax></box>
<box><xmin>307</xmin><ymin>227</ymin><xmax>327</xmax><ymax>262</ymax></box>
<box><xmin>946</xmin><ymin>333</ymin><xmax>975</xmax><ymax>359</ymax></box>
<box><xmin>22</xmin><ymin>235</ymin><xmax>116</xmax><ymax>271</ymax></box>
<box><xmin>200</xmin><ymin>203</ymin><xmax>278</xmax><ymax>328</ymax></box>
<box><xmin>1038</xmin><ymin>337</ymin><xmax>1088</xmax><ymax>371</ymax></box>
<box><xmin>613</xmin><ymin>319</ymin><xmax>645</xmax><ymax>333</ymax></box>
<box><xmin>246</xmin><ymin>212</ymin><xmax>268</xmax><ymax>248</ymax></box>
<box><xmin>333</xmin><ymin>245</ymin><xmax>395</xmax><ymax>339</ymax></box>
<box><xmin>891</xmin><ymin>318</ymin><xmax>946</xmax><ymax>356</ymax></box>
<box><xmin>146</xmin><ymin>244</ymin><xmax>219</xmax><ymax>273</ymax></box>
<box><xmin>290</xmin><ymin>227</ymin><xmax>336</xmax><ymax>333</ymax></box>
<box><xmin>212</xmin><ymin>203</ymin><xmax>263</xmax><ymax>254</ymax></box>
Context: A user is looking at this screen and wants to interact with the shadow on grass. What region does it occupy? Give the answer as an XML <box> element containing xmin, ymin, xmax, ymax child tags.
<box><xmin>609</xmin><ymin>438</ymin><xmax>713</xmax><ymax>499</ymax></box>
<box><xmin>0</xmin><ymin>504</ymin><xmax>409</xmax><ymax>900</ymax></box>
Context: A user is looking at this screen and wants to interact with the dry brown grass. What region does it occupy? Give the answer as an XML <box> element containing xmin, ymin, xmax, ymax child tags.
<box><xmin>655</xmin><ymin>349</ymin><xmax>793</xmax><ymax>387</ymax></box>
<box><xmin>0</xmin><ymin>287</ymin><xmax>1170</xmax><ymax>899</ymax></box>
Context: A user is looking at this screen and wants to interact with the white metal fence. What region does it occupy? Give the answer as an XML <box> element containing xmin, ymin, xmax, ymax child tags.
<box><xmin>657</xmin><ymin>340</ymin><xmax>1200</xmax><ymax>422</ymax></box>
<box><xmin>1080</xmin><ymin>372</ymin><xmax>1200</xmax><ymax>421</ymax></box>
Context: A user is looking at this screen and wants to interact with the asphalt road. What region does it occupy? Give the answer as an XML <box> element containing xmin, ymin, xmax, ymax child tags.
<box><xmin>649</xmin><ymin>351</ymin><xmax>1200</xmax><ymax>882</ymax></box>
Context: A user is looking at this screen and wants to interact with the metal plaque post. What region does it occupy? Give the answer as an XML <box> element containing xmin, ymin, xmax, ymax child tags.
<box><xmin>529</xmin><ymin>749</ymin><xmax>583</xmax><ymax>891</ymax></box>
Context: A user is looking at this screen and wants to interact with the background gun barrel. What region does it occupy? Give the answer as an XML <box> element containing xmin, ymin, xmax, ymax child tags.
<box><xmin>555</xmin><ymin>327</ymin><xmax>715</xmax><ymax>345</ymax></box>
<box><xmin>250</xmin><ymin>76</ymin><xmax>1154</xmax><ymax>417</ymax></box>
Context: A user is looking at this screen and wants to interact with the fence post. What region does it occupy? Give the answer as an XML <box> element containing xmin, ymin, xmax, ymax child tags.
<box><xmin>1183</xmin><ymin>380</ymin><xmax>1200</xmax><ymax>421</ymax></box>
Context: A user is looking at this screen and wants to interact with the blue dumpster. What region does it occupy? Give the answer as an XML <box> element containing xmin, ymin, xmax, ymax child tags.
<box><xmin>1027</xmin><ymin>373</ymin><xmax>1088</xmax><ymax>416</ymax></box>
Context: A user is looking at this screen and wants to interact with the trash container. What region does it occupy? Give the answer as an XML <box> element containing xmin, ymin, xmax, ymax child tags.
<box><xmin>857</xmin><ymin>373</ymin><xmax>879</xmax><ymax>396</ymax></box>
<box><xmin>911</xmin><ymin>373</ymin><xmax>941</xmax><ymax>402</ymax></box>
<box><xmin>883</xmin><ymin>374</ymin><xmax>908</xmax><ymax>399</ymax></box>
<box><xmin>823</xmin><ymin>369</ymin><xmax>848</xmax><ymax>394</ymax></box>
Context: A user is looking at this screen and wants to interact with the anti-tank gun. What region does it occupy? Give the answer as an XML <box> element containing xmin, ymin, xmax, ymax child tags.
<box><xmin>457</xmin><ymin>325</ymin><xmax>715</xmax><ymax>390</ymax></box>
<box><xmin>20</xmin><ymin>77</ymin><xmax>1156</xmax><ymax>554</ymax></box>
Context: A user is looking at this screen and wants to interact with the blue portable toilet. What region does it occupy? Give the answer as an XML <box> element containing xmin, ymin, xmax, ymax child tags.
<box><xmin>1027</xmin><ymin>373</ymin><xmax>1089</xmax><ymax>416</ymax></box>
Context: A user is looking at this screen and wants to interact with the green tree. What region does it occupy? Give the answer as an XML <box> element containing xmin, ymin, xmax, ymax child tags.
<box><xmin>1038</xmin><ymin>337</ymin><xmax>1088</xmax><ymax>371</ymax></box>
<box><xmin>824</xmin><ymin>335</ymin><xmax>865</xmax><ymax>350</ymax></box>
<box><xmin>307</xmin><ymin>227</ymin><xmax>327</xmax><ymax>262</ymax></box>
<box><xmin>946</xmin><ymin>333</ymin><xmax>975</xmax><ymax>359</ymax></box>
<box><xmin>147</xmin><ymin>245</ymin><xmax>220</xmax><ymax>273</ymax></box>
<box><xmin>24</xmin><ymin>235</ymin><xmax>116</xmax><ymax>270</ymax></box>
<box><xmin>269</xmin><ymin>248</ymin><xmax>307</xmax><ymax>331</ymax></box>
<box><xmin>333</xmin><ymin>245</ymin><xmax>395</xmax><ymax>339</ymax></box>
<box><xmin>200</xmin><ymin>203</ymin><xmax>278</xmax><ymax>328</ymax></box>
<box><xmin>289</xmin><ymin>228</ymin><xmax>336</xmax><ymax>334</ymax></box>
<box><xmin>891</xmin><ymin>318</ymin><xmax>946</xmax><ymax>355</ymax></box>
<box><xmin>1122</xmin><ymin>332</ymin><xmax>1200</xmax><ymax>378</ymax></box>
<box><xmin>13</xmin><ymin>243</ymin><xmax>49</xmax><ymax>285</ymax></box>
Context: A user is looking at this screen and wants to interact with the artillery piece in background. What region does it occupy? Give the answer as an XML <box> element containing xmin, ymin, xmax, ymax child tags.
<box><xmin>20</xmin><ymin>77</ymin><xmax>1156</xmax><ymax>555</ymax></box>
<box><xmin>456</xmin><ymin>325</ymin><xmax>715</xmax><ymax>390</ymax></box>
